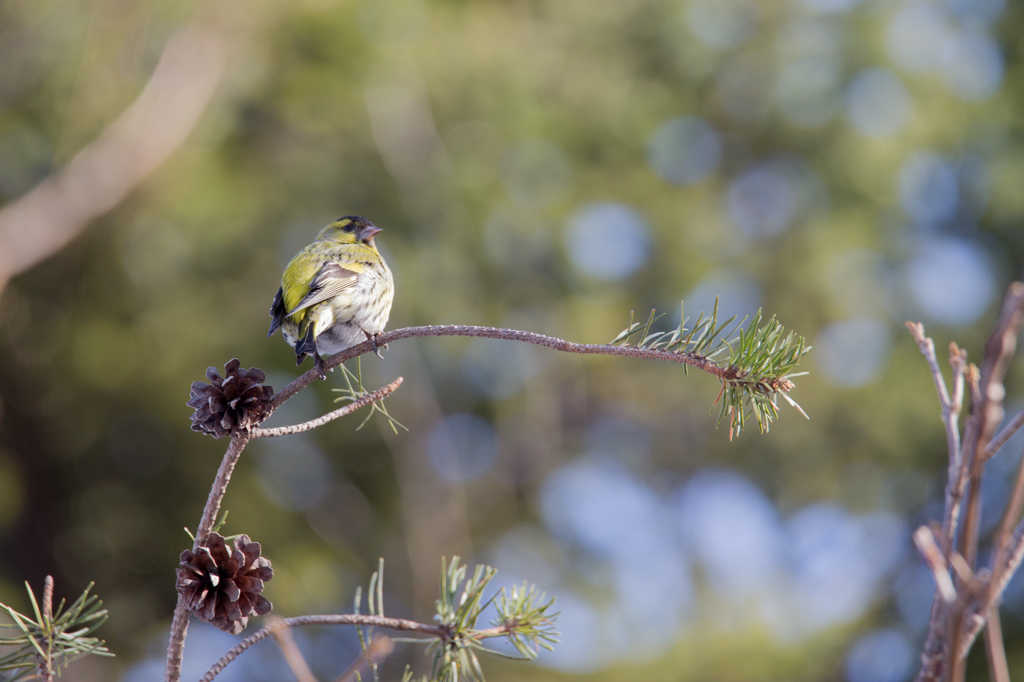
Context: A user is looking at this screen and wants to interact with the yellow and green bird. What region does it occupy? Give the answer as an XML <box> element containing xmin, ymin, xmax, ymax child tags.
<box><xmin>268</xmin><ymin>216</ymin><xmax>394</xmax><ymax>375</ymax></box>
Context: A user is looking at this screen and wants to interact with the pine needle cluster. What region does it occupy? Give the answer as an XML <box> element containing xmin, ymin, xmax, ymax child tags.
<box><xmin>352</xmin><ymin>558</ymin><xmax>558</xmax><ymax>682</ymax></box>
<box><xmin>332</xmin><ymin>358</ymin><xmax>407</xmax><ymax>433</ymax></box>
<box><xmin>611</xmin><ymin>299</ymin><xmax>810</xmax><ymax>438</ymax></box>
<box><xmin>0</xmin><ymin>578</ymin><xmax>111</xmax><ymax>681</ymax></box>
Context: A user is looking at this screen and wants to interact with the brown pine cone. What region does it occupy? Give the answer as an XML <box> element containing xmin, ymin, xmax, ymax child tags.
<box><xmin>176</xmin><ymin>533</ymin><xmax>273</xmax><ymax>634</ymax></box>
<box><xmin>187</xmin><ymin>359</ymin><xmax>274</xmax><ymax>438</ymax></box>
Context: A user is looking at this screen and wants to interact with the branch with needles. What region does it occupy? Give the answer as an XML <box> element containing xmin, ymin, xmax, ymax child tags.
<box><xmin>167</xmin><ymin>300</ymin><xmax>809</xmax><ymax>681</ymax></box>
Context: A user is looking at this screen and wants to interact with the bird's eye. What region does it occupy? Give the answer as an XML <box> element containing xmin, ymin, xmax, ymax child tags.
<box><xmin>342</xmin><ymin>222</ymin><xmax>354</xmax><ymax>232</ymax></box>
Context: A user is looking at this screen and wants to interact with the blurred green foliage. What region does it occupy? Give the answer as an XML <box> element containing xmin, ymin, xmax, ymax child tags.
<box><xmin>0</xmin><ymin>0</ymin><xmax>1023</xmax><ymax>680</ymax></box>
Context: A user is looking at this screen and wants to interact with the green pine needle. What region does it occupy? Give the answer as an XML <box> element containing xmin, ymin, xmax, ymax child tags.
<box><xmin>611</xmin><ymin>299</ymin><xmax>810</xmax><ymax>438</ymax></box>
<box><xmin>346</xmin><ymin>557</ymin><xmax>561</xmax><ymax>682</ymax></box>
<box><xmin>331</xmin><ymin>357</ymin><xmax>408</xmax><ymax>433</ymax></box>
<box><xmin>0</xmin><ymin>580</ymin><xmax>112</xmax><ymax>681</ymax></box>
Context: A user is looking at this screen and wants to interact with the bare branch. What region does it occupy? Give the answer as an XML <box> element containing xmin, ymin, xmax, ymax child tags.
<box><xmin>252</xmin><ymin>378</ymin><xmax>403</xmax><ymax>438</ymax></box>
<box><xmin>200</xmin><ymin>615</ymin><xmax>448</xmax><ymax>682</ymax></box>
<box><xmin>949</xmin><ymin>343</ymin><xmax>967</xmax><ymax>419</ymax></box>
<box><xmin>989</xmin><ymin>435</ymin><xmax>1024</xmax><ymax>594</ymax></box>
<box><xmin>962</xmin><ymin>283</ymin><xmax>1024</xmax><ymax>559</ymax></box>
<box><xmin>984</xmin><ymin>605</ymin><xmax>1011</xmax><ymax>682</ymax></box>
<box><xmin>949</xmin><ymin>552</ymin><xmax>978</xmax><ymax>589</ymax></box>
<box><xmin>979</xmin><ymin>283</ymin><xmax>1024</xmax><ymax>427</ymax></box>
<box><xmin>954</xmin><ymin>285</ymin><xmax>1024</xmax><ymax>655</ymax></box>
<box><xmin>959</xmin><ymin>503</ymin><xmax>1024</xmax><ymax>658</ymax></box>
<box><xmin>914</xmin><ymin>526</ymin><xmax>957</xmax><ymax>604</ymax></box>
<box><xmin>905</xmin><ymin>323</ymin><xmax>953</xmax><ymax>410</ymax></box>
<box><xmin>906</xmin><ymin>323</ymin><xmax>967</xmax><ymax>556</ymax></box>
<box><xmin>912</xmin><ymin>283</ymin><xmax>1024</xmax><ymax>679</ymax></box>
<box><xmin>985</xmin><ymin>409</ymin><xmax>1024</xmax><ymax>460</ymax></box>
<box><xmin>908</xmin><ymin>324</ymin><xmax>971</xmax><ymax>682</ymax></box>
<box><xmin>0</xmin><ymin>25</ymin><xmax>226</xmax><ymax>295</ymax></box>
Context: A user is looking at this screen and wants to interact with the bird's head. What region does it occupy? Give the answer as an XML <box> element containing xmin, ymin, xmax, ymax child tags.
<box><xmin>316</xmin><ymin>216</ymin><xmax>383</xmax><ymax>247</ymax></box>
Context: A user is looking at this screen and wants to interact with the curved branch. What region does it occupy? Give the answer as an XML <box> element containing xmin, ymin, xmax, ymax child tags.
<box><xmin>253</xmin><ymin>378</ymin><xmax>403</xmax><ymax>438</ymax></box>
<box><xmin>271</xmin><ymin>324</ymin><xmax>746</xmax><ymax>408</ymax></box>
<box><xmin>173</xmin><ymin>320</ymin><xmax>805</xmax><ymax>680</ymax></box>
<box><xmin>200</xmin><ymin>615</ymin><xmax>447</xmax><ymax>682</ymax></box>
<box><xmin>0</xmin><ymin>26</ymin><xmax>226</xmax><ymax>296</ymax></box>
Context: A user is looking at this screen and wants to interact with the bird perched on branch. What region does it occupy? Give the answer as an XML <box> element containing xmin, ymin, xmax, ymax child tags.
<box><xmin>268</xmin><ymin>216</ymin><xmax>394</xmax><ymax>377</ymax></box>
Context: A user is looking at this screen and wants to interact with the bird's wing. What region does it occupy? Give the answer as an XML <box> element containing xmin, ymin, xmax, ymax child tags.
<box><xmin>285</xmin><ymin>261</ymin><xmax>361</xmax><ymax>317</ymax></box>
<box><xmin>268</xmin><ymin>286</ymin><xmax>286</xmax><ymax>337</ymax></box>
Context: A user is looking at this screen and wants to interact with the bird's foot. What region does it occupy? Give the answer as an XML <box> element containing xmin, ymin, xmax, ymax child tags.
<box><xmin>313</xmin><ymin>351</ymin><xmax>328</xmax><ymax>380</ymax></box>
<box><xmin>363</xmin><ymin>329</ymin><xmax>385</xmax><ymax>359</ymax></box>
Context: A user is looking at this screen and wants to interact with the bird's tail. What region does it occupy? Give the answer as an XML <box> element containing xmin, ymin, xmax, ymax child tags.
<box><xmin>268</xmin><ymin>287</ymin><xmax>286</xmax><ymax>337</ymax></box>
<box><xmin>295</xmin><ymin>322</ymin><xmax>317</xmax><ymax>366</ymax></box>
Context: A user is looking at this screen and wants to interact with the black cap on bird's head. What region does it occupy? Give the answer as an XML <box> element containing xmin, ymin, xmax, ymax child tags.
<box><xmin>317</xmin><ymin>215</ymin><xmax>383</xmax><ymax>246</ymax></box>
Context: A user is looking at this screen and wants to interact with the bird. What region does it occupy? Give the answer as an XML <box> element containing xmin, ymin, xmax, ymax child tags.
<box><xmin>268</xmin><ymin>216</ymin><xmax>394</xmax><ymax>377</ymax></box>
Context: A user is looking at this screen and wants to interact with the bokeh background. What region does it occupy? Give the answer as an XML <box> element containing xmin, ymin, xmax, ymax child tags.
<box><xmin>1</xmin><ymin>0</ymin><xmax>1023</xmax><ymax>680</ymax></box>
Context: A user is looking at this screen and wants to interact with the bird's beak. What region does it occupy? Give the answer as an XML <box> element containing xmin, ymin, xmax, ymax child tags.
<box><xmin>360</xmin><ymin>225</ymin><xmax>383</xmax><ymax>242</ymax></box>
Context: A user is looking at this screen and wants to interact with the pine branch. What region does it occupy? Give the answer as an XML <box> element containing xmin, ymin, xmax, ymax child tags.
<box><xmin>611</xmin><ymin>301</ymin><xmax>810</xmax><ymax>438</ymax></box>
<box><xmin>0</xmin><ymin>577</ymin><xmax>112</xmax><ymax>681</ymax></box>
<box><xmin>198</xmin><ymin>558</ymin><xmax>557</xmax><ymax>682</ymax></box>
<box><xmin>172</xmin><ymin>303</ymin><xmax>809</xmax><ymax>680</ymax></box>
<box><xmin>269</xmin><ymin>305</ymin><xmax>810</xmax><ymax>439</ymax></box>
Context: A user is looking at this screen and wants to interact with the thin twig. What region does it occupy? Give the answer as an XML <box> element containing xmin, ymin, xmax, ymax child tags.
<box><xmin>906</xmin><ymin>324</ymin><xmax>966</xmax><ymax>557</ymax></box>
<box><xmin>913</xmin><ymin>526</ymin><xmax>956</xmax><ymax>604</ymax></box>
<box><xmin>984</xmin><ymin>604</ymin><xmax>1011</xmax><ymax>682</ymax></box>
<box><xmin>42</xmin><ymin>577</ymin><xmax>53</xmax><ymax>624</ymax></box>
<box><xmin>270</xmin><ymin>324</ymin><xmax>788</xmax><ymax>409</ymax></box>
<box><xmin>949</xmin><ymin>552</ymin><xmax>978</xmax><ymax>588</ymax></box>
<box><xmin>252</xmin><ymin>378</ymin><xmax>403</xmax><ymax>438</ymax></box>
<box><xmin>200</xmin><ymin>615</ymin><xmax>448</xmax><ymax>682</ymax></box>
<box><xmin>986</xmin><ymin>409</ymin><xmax>1024</xmax><ymax>460</ymax></box>
<box><xmin>907</xmin><ymin>325</ymin><xmax>966</xmax><ymax>682</ymax></box>
<box><xmin>971</xmin><ymin>418</ymin><xmax>1024</xmax><ymax>675</ymax></box>
<box><xmin>959</xmin><ymin>501</ymin><xmax>1024</xmax><ymax>658</ymax></box>
<box><xmin>989</xmin><ymin>436</ymin><xmax>1024</xmax><ymax>605</ymax></box>
<box><xmin>270</xmin><ymin>619</ymin><xmax>317</xmax><ymax>682</ymax></box>
<box><xmin>41</xmin><ymin>576</ymin><xmax>54</xmax><ymax>682</ymax></box>
<box><xmin>965</xmin><ymin>283</ymin><xmax>1024</xmax><ymax>572</ymax></box>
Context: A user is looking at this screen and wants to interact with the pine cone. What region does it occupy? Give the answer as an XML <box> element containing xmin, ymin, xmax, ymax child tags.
<box><xmin>188</xmin><ymin>359</ymin><xmax>274</xmax><ymax>438</ymax></box>
<box><xmin>176</xmin><ymin>532</ymin><xmax>273</xmax><ymax>634</ymax></box>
